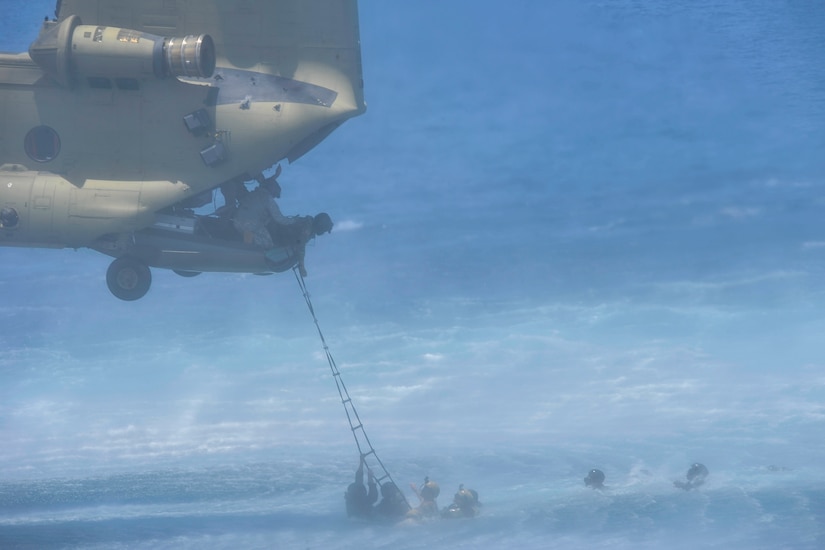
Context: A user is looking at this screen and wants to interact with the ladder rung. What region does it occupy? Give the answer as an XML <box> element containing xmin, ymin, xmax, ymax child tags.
<box><xmin>299</xmin><ymin>272</ymin><xmax>409</xmax><ymax>510</ymax></box>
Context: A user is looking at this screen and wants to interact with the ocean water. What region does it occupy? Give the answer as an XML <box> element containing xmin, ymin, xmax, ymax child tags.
<box><xmin>2</xmin><ymin>1</ymin><xmax>825</xmax><ymax>548</ymax></box>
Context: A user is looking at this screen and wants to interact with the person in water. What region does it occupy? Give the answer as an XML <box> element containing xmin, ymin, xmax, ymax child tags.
<box><xmin>674</xmin><ymin>463</ymin><xmax>708</xmax><ymax>491</ymax></box>
<box><xmin>441</xmin><ymin>484</ymin><xmax>480</xmax><ymax>519</ymax></box>
<box><xmin>405</xmin><ymin>477</ymin><xmax>440</xmax><ymax>520</ymax></box>
<box><xmin>345</xmin><ymin>455</ymin><xmax>378</xmax><ymax>519</ymax></box>
<box><xmin>373</xmin><ymin>481</ymin><xmax>410</xmax><ymax>522</ymax></box>
<box><xmin>584</xmin><ymin>468</ymin><xmax>606</xmax><ymax>489</ymax></box>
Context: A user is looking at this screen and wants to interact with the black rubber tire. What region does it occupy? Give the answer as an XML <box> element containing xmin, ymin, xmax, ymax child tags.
<box><xmin>173</xmin><ymin>270</ymin><xmax>202</xmax><ymax>278</ymax></box>
<box><xmin>106</xmin><ymin>257</ymin><xmax>152</xmax><ymax>301</ymax></box>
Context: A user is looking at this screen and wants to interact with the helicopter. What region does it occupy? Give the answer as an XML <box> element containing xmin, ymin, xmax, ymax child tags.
<box><xmin>0</xmin><ymin>0</ymin><xmax>366</xmax><ymax>300</ymax></box>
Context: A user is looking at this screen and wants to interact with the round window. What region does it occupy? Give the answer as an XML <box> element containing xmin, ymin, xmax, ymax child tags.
<box><xmin>0</xmin><ymin>207</ymin><xmax>19</xmax><ymax>229</ymax></box>
<box><xmin>24</xmin><ymin>125</ymin><xmax>61</xmax><ymax>162</ymax></box>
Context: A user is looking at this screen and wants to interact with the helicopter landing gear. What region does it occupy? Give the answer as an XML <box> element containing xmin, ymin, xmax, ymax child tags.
<box><xmin>106</xmin><ymin>256</ymin><xmax>152</xmax><ymax>301</ymax></box>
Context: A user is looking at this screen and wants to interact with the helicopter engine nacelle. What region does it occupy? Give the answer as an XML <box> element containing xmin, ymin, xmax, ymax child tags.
<box><xmin>28</xmin><ymin>15</ymin><xmax>215</xmax><ymax>88</ymax></box>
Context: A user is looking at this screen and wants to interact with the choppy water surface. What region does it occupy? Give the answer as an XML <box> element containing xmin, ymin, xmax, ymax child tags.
<box><xmin>2</xmin><ymin>1</ymin><xmax>825</xmax><ymax>548</ymax></box>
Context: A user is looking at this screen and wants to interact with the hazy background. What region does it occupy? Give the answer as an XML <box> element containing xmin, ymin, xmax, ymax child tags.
<box><xmin>1</xmin><ymin>1</ymin><xmax>824</xmax><ymax>548</ymax></box>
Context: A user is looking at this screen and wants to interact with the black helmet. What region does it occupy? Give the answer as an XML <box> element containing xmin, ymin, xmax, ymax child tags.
<box><xmin>584</xmin><ymin>468</ymin><xmax>605</xmax><ymax>487</ymax></box>
<box><xmin>687</xmin><ymin>463</ymin><xmax>708</xmax><ymax>481</ymax></box>
<box><xmin>312</xmin><ymin>212</ymin><xmax>333</xmax><ymax>235</ymax></box>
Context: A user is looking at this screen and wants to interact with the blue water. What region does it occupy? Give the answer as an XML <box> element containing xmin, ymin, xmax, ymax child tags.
<box><xmin>2</xmin><ymin>1</ymin><xmax>825</xmax><ymax>548</ymax></box>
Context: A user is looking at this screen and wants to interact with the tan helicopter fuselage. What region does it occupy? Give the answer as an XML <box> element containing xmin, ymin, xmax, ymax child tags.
<box><xmin>0</xmin><ymin>1</ymin><xmax>365</xmax><ymax>250</ymax></box>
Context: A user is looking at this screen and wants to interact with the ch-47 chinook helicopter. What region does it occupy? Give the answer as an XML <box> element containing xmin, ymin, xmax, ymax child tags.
<box><xmin>0</xmin><ymin>0</ymin><xmax>366</xmax><ymax>300</ymax></box>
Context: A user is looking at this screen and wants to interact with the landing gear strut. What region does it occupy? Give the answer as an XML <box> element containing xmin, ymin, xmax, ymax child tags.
<box><xmin>106</xmin><ymin>257</ymin><xmax>152</xmax><ymax>301</ymax></box>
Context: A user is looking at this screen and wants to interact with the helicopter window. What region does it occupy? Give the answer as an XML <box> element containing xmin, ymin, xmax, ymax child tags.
<box><xmin>87</xmin><ymin>77</ymin><xmax>113</xmax><ymax>89</ymax></box>
<box><xmin>24</xmin><ymin>126</ymin><xmax>60</xmax><ymax>163</ymax></box>
<box><xmin>115</xmin><ymin>78</ymin><xmax>140</xmax><ymax>91</ymax></box>
<box><xmin>0</xmin><ymin>207</ymin><xmax>19</xmax><ymax>229</ymax></box>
